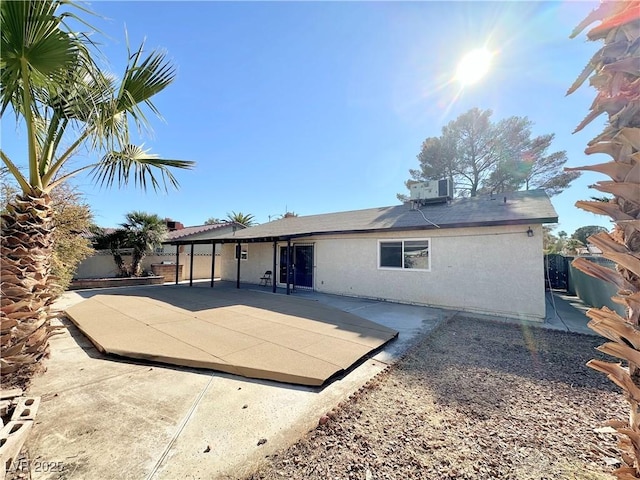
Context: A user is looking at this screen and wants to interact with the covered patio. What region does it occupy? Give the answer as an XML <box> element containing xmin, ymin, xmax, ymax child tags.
<box><xmin>65</xmin><ymin>282</ymin><xmax>399</xmax><ymax>386</ymax></box>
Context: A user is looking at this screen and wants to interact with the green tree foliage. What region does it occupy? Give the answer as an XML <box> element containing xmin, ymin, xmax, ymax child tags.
<box><xmin>226</xmin><ymin>211</ymin><xmax>256</xmax><ymax>227</ymax></box>
<box><xmin>121</xmin><ymin>212</ymin><xmax>168</xmax><ymax>276</ymax></box>
<box><xmin>92</xmin><ymin>212</ymin><xmax>167</xmax><ymax>277</ymax></box>
<box><xmin>571</xmin><ymin>225</ymin><xmax>609</xmax><ymax>246</ymax></box>
<box><xmin>205</xmin><ymin>217</ymin><xmax>225</xmax><ymax>225</ymax></box>
<box><xmin>49</xmin><ymin>184</ymin><xmax>95</xmax><ymax>291</ymax></box>
<box><xmin>91</xmin><ymin>227</ymin><xmax>131</xmax><ymax>277</ymax></box>
<box><xmin>1</xmin><ymin>177</ymin><xmax>94</xmax><ymax>291</ymax></box>
<box><xmin>543</xmin><ymin>226</ymin><xmax>563</xmax><ymax>254</ymax></box>
<box><xmin>403</xmin><ymin>108</ymin><xmax>579</xmax><ymax>198</ymax></box>
<box><xmin>564</xmin><ymin>238</ymin><xmax>584</xmax><ymax>255</ymax></box>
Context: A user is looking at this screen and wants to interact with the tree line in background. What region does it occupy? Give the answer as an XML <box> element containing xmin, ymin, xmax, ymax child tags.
<box><xmin>205</xmin><ymin>210</ymin><xmax>297</xmax><ymax>226</ymax></box>
<box><xmin>205</xmin><ymin>211</ymin><xmax>257</xmax><ymax>227</ymax></box>
<box><xmin>399</xmin><ymin>107</ymin><xmax>580</xmax><ymax>200</ymax></box>
<box><xmin>543</xmin><ymin>225</ymin><xmax>609</xmax><ymax>255</ymax></box>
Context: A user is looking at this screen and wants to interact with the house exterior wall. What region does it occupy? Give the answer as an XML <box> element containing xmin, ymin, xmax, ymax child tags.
<box><xmin>159</xmin><ymin>243</ymin><xmax>219</xmax><ymax>255</ymax></box>
<box><xmin>221</xmin><ymin>242</ymin><xmax>275</xmax><ymax>284</ymax></box>
<box><xmin>221</xmin><ymin>224</ymin><xmax>545</xmax><ymax>321</ymax></box>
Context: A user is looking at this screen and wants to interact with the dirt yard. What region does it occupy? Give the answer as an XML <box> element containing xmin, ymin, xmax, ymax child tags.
<box><xmin>245</xmin><ymin>316</ymin><xmax>625</xmax><ymax>480</ymax></box>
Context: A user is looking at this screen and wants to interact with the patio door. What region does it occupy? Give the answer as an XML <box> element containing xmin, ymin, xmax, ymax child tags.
<box><xmin>279</xmin><ymin>244</ymin><xmax>314</xmax><ymax>289</ymax></box>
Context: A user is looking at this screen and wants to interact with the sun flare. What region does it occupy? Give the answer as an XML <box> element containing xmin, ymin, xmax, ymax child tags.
<box><xmin>456</xmin><ymin>48</ymin><xmax>492</xmax><ymax>86</ymax></box>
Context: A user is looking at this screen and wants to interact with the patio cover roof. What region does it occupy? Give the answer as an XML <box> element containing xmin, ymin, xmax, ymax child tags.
<box><xmin>166</xmin><ymin>189</ymin><xmax>558</xmax><ymax>246</ymax></box>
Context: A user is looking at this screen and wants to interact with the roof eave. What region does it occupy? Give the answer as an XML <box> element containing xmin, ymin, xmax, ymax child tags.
<box><xmin>165</xmin><ymin>216</ymin><xmax>558</xmax><ymax>246</ymax></box>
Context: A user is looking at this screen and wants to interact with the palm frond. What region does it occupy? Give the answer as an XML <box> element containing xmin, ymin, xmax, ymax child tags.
<box><xmin>116</xmin><ymin>41</ymin><xmax>176</xmax><ymax>133</ymax></box>
<box><xmin>1</xmin><ymin>0</ymin><xmax>88</xmax><ymax>115</ymax></box>
<box><xmin>91</xmin><ymin>144</ymin><xmax>194</xmax><ymax>192</ymax></box>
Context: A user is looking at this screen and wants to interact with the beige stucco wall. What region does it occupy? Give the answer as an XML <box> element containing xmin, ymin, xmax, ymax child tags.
<box><xmin>75</xmin><ymin>252</ymin><xmax>222</xmax><ymax>281</ymax></box>
<box><xmin>160</xmin><ymin>241</ymin><xmax>220</xmax><ymax>255</ymax></box>
<box><xmin>221</xmin><ymin>224</ymin><xmax>545</xmax><ymax>321</ymax></box>
<box><xmin>221</xmin><ymin>243</ymin><xmax>275</xmax><ymax>284</ymax></box>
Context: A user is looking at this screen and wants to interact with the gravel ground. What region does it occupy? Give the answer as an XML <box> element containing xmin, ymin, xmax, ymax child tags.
<box><xmin>245</xmin><ymin>315</ymin><xmax>626</xmax><ymax>480</ymax></box>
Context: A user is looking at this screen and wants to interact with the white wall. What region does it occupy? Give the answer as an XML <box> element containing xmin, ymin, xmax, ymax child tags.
<box><xmin>220</xmin><ymin>224</ymin><xmax>546</xmax><ymax>321</ymax></box>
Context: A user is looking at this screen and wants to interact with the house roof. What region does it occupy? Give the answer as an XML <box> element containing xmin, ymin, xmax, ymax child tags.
<box><xmin>166</xmin><ymin>222</ymin><xmax>242</xmax><ymax>241</ymax></box>
<box><xmin>168</xmin><ymin>189</ymin><xmax>558</xmax><ymax>245</ymax></box>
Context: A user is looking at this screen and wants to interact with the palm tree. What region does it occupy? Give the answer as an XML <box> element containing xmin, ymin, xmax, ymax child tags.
<box><xmin>0</xmin><ymin>1</ymin><xmax>194</xmax><ymax>377</ymax></box>
<box><xmin>568</xmin><ymin>1</ymin><xmax>640</xmax><ymax>476</ymax></box>
<box><xmin>91</xmin><ymin>227</ymin><xmax>131</xmax><ymax>277</ymax></box>
<box><xmin>226</xmin><ymin>211</ymin><xmax>256</xmax><ymax>227</ymax></box>
<box><xmin>121</xmin><ymin>212</ymin><xmax>168</xmax><ymax>277</ymax></box>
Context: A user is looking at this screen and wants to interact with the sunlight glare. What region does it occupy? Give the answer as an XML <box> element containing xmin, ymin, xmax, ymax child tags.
<box><xmin>456</xmin><ymin>48</ymin><xmax>492</xmax><ymax>86</ymax></box>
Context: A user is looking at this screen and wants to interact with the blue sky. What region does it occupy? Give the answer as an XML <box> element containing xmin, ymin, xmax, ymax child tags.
<box><xmin>2</xmin><ymin>1</ymin><xmax>613</xmax><ymax>235</ymax></box>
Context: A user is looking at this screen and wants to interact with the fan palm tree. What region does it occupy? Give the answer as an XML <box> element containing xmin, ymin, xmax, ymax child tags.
<box><xmin>568</xmin><ymin>1</ymin><xmax>640</xmax><ymax>476</ymax></box>
<box><xmin>0</xmin><ymin>1</ymin><xmax>194</xmax><ymax>377</ymax></box>
<box><xmin>91</xmin><ymin>227</ymin><xmax>131</xmax><ymax>278</ymax></box>
<box><xmin>121</xmin><ymin>212</ymin><xmax>168</xmax><ymax>277</ymax></box>
<box><xmin>226</xmin><ymin>211</ymin><xmax>256</xmax><ymax>227</ymax></box>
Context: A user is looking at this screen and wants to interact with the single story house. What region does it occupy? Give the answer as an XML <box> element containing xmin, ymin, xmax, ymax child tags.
<box><xmin>166</xmin><ymin>190</ymin><xmax>558</xmax><ymax>321</ymax></box>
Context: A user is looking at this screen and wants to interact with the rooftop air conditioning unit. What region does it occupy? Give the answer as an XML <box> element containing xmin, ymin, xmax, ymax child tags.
<box><xmin>409</xmin><ymin>179</ymin><xmax>453</xmax><ymax>203</ymax></box>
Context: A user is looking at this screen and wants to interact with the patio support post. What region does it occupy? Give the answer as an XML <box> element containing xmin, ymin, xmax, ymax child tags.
<box><xmin>286</xmin><ymin>238</ymin><xmax>291</xmax><ymax>295</ymax></box>
<box><xmin>175</xmin><ymin>244</ymin><xmax>180</xmax><ymax>285</ymax></box>
<box><xmin>272</xmin><ymin>239</ymin><xmax>277</xmax><ymax>293</ymax></box>
<box><xmin>236</xmin><ymin>241</ymin><xmax>241</xmax><ymax>289</ymax></box>
<box><xmin>210</xmin><ymin>241</ymin><xmax>216</xmax><ymax>288</ymax></box>
<box><xmin>189</xmin><ymin>243</ymin><xmax>195</xmax><ymax>287</ymax></box>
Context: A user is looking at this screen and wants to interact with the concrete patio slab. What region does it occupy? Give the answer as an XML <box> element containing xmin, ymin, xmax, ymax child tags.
<box><xmin>64</xmin><ymin>288</ymin><xmax>399</xmax><ymax>386</ymax></box>
<box><xmin>22</xmin><ymin>284</ymin><xmax>591</xmax><ymax>480</ymax></box>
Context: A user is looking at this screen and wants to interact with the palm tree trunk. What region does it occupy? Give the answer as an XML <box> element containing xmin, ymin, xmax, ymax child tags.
<box><xmin>131</xmin><ymin>250</ymin><xmax>143</xmax><ymax>277</ymax></box>
<box><xmin>1</xmin><ymin>194</ymin><xmax>60</xmax><ymax>378</ymax></box>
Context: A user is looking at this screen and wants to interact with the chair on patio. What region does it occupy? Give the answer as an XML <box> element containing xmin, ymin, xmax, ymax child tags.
<box><xmin>259</xmin><ymin>270</ymin><xmax>272</xmax><ymax>287</ymax></box>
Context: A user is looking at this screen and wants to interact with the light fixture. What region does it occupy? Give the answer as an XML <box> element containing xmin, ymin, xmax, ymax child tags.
<box><xmin>527</xmin><ymin>227</ymin><xmax>534</xmax><ymax>237</ymax></box>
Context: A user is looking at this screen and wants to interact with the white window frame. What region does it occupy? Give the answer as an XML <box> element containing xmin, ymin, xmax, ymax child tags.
<box><xmin>377</xmin><ymin>238</ymin><xmax>431</xmax><ymax>271</ymax></box>
<box><xmin>234</xmin><ymin>243</ymin><xmax>249</xmax><ymax>261</ymax></box>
